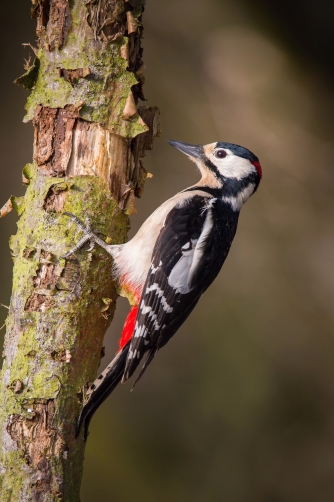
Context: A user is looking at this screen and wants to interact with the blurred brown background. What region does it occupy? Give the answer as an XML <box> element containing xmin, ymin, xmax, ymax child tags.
<box><xmin>1</xmin><ymin>1</ymin><xmax>334</xmax><ymax>501</ymax></box>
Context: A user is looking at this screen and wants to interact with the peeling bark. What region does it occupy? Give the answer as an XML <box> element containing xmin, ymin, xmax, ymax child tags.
<box><xmin>0</xmin><ymin>0</ymin><xmax>159</xmax><ymax>500</ymax></box>
<box><xmin>86</xmin><ymin>0</ymin><xmax>127</xmax><ymax>42</ymax></box>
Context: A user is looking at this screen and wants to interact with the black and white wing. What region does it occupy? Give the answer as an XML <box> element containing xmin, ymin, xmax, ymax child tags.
<box><xmin>122</xmin><ymin>194</ymin><xmax>239</xmax><ymax>384</ymax></box>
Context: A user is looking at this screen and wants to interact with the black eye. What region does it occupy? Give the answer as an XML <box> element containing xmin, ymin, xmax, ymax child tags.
<box><xmin>215</xmin><ymin>149</ymin><xmax>227</xmax><ymax>159</ymax></box>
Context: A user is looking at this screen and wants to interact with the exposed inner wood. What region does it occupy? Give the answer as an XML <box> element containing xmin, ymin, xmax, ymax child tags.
<box><xmin>32</xmin><ymin>0</ymin><xmax>71</xmax><ymax>51</ymax></box>
<box><xmin>34</xmin><ymin>105</ymin><xmax>159</xmax><ymax>207</ymax></box>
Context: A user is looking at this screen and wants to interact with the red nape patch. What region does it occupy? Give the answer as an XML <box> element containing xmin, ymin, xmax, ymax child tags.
<box><xmin>252</xmin><ymin>160</ymin><xmax>262</xmax><ymax>179</ymax></box>
<box><xmin>119</xmin><ymin>306</ymin><xmax>138</xmax><ymax>350</ymax></box>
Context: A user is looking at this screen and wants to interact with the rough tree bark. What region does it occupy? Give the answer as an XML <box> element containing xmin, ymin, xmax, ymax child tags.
<box><xmin>0</xmin><ymin>1</ymin><xmax>159</xmax><ymax>500</ymax></box>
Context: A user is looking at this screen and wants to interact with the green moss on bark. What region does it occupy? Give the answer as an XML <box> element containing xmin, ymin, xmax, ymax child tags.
<box><xmin>0</xmin><ymin>169</ymin><xmax>129</xmax><ymax>500</ymax></box>
<box><xmin>1</xmin><ymin>0</ymin><xmax>153</xmax><ymax>499</ymax></box>
<box><xmin>24</xmin><ymin>2</ymin><xmax>147</xmax><ymax>138</ymax></box>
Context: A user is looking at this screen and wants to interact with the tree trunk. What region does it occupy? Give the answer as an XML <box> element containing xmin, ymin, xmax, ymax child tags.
<box><xmin>0</xmin><ymin>1</ymin><xmax>159</xmax><ymax>500</ymax></box>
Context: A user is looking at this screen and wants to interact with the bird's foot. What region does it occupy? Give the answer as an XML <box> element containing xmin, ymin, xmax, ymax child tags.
<box><xmin>62</xmin><ymin>212</ymin><xmax>101</xmax><ymax>258</ymax></box>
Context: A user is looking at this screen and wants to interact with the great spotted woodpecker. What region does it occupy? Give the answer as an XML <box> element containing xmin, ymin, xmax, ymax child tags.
<box><xmin>63</xmin><ymin>140</ymin><xmax>262</xmax><ymax>438</ymax></box>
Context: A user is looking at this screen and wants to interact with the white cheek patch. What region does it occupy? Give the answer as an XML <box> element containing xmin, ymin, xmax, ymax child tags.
<box><xmin>210</xmin><ymin>149</ymin><xmax>257</xmax><ymax>180</ymax></box>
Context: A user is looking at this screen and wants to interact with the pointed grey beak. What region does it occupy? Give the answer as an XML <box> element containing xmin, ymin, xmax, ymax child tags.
<box><xmin>168</xmin><ymin>140</ymin><xmax>203</xmax><ymax>159</ymax></box>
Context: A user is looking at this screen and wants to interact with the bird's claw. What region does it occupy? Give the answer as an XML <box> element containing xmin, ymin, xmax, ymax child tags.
<box><xmin>87</xmin><ymin>241</ymin><xmax>95</xmax><ymax>252</ymax></box>
<box><xmin>62</xmin><ymin>212</ymin><xmax>97</xmax><ymax>258</ymax></box>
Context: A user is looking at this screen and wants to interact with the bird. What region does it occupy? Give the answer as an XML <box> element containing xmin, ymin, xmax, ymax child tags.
<box><xmin>63</xmin><ymin>140</ymin><xmax>262</xmax><ymax>439</ymax></box>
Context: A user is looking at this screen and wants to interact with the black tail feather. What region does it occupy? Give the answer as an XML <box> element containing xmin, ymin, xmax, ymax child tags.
<box><xmin>76</xmin><ymin>343</ymin><xmax>130</xmax><ymax>440</ymax></box>
<box><xmin>130</xmin><ymin>348</ymin><xmax>158</xmax><ymax>391</ymax></box>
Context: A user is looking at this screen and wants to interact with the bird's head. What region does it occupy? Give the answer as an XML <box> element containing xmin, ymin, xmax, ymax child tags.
<box><xmin>169</xmin><ymin>140</ymin><xmax>262</xmax><ymax>209</ymax></box>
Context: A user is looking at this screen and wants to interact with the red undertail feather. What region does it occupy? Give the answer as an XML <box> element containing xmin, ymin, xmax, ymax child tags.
<box><xmin>119</xmin><ymin>306</ymin><xmax>138</xmax><ymax>350</ymax></box>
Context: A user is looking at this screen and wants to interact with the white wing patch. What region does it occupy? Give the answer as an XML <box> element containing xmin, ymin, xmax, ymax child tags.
<box><xmin>168</xmin><ymin>203</ymin><xmax>214</xmax><ymax>294</ymax></box>
<box><xmin>167</xmin><ymin>241</ymin><xmax>196</xmax><ymax>294</ymax></box>
<box><xmin>188</xmin><ymin>206</ymin><xmax>213</xmax><ymax>289</ymax></box>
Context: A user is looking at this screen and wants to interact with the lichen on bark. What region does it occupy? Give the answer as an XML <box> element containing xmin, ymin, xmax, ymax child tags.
<box><xmin>0</xmin><ymin>0</ymin><xmax>159</xmax><ymax>500</ymax></box>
